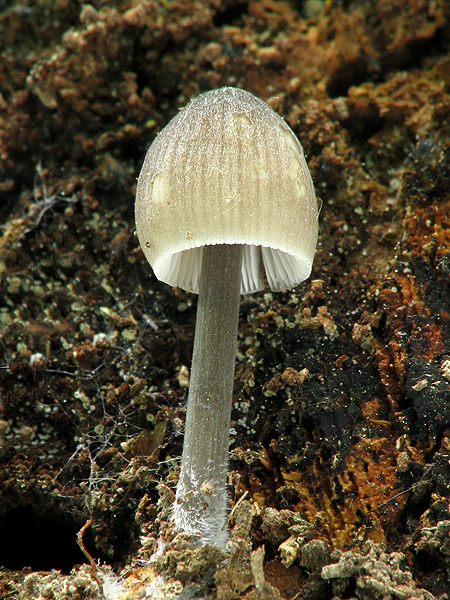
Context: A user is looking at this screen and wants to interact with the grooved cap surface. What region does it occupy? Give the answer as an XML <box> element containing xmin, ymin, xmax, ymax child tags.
<box><xmin>135</xmin><ymin>87</ymin><xmax>319</xmax><ymax>293</ymax></box>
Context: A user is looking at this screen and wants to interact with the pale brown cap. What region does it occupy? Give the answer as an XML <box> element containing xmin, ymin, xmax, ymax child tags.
<box><xmin>135</xmin><ymin>87</ymin><xmax>318</xmax><ymax>294</ymax></box>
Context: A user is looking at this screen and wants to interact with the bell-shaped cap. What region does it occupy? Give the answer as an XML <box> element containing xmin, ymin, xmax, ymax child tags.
<box><xmin>135</xmin><ymin>87</ymin><xmax>319</xmax><ymax>294</ymax></box>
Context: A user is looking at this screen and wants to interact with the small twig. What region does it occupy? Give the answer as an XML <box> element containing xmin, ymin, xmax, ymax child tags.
<box><xmin>77</xmin><ymin>519</ymin><xmax>105</xmax><ymax>599</ymax></box>
<box><xmin>219</xmin><ymin>490</ymin><xmax>250</xmax><ymax>537</ymax></box>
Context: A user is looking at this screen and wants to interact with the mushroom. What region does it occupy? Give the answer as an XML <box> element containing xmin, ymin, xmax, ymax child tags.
<box><xmin>135</xmin><ymin>87</ymin><xmax>318</xmax><ymax>546</ymax></box>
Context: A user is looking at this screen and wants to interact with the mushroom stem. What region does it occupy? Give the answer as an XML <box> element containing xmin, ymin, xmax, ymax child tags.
<box><xmin>174</xmin><ymin>243</ymin><xmax>243</xmax><ymax>545</ymax></box>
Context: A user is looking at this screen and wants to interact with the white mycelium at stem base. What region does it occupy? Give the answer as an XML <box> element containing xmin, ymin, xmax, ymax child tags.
<box><xmin>135</xmin><ymin>87</ymin><xmax>319</xmax><ymax>546</ymax></box>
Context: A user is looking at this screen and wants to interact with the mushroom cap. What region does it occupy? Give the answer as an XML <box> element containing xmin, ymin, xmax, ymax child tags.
<box><xmin>135</xmin><ymin>87</ymin><xmax>319</xmax><ymax>294</ymax></box>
